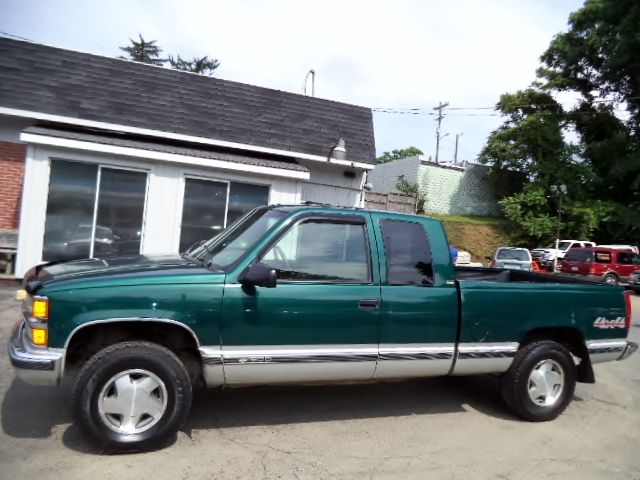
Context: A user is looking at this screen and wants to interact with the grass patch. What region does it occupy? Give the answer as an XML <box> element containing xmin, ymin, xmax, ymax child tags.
<box><xmin>422</xmin><ymin>212</ymin><xmax>511</xmax><ymax>263</ymax></box>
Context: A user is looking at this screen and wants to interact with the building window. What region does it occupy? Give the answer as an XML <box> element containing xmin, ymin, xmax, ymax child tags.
<box><xmin>179</xmin><ymin>177</ymin><xmax>269</xmax><ymax>252</ymax></box>
<box><xmin>43</xmin><ymin>159</ymin><xmax>148</xmax><ymax>262</ymax></box>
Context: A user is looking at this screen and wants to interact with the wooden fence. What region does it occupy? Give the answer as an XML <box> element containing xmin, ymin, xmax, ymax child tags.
<box><xmin>364</xmin><ymin>191</ymin><xmax>418</xmax><ymax>214</ymax></box>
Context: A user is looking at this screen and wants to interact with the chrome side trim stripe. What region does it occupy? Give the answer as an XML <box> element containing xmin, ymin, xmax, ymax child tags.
<box><xmin>379</xmin><ymin>344</ymin><xmax>454</xmax><ymax>361</ymax></box>
<box><xmin>457</xmin><ymin>343</ymin><xmax>518</xmax><ymax>359</ymax></box>
<box><xmin>199</xmin><ymin>343</ymin><xmax>525</xmax><ymax>387</ymax></box>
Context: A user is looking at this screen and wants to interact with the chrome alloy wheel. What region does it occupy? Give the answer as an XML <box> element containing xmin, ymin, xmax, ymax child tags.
<box><xmin>97</xmin><ymin>369</ymin><xmax>168</xmax><ymax>435</ymax></box>
<box><xmin>527</xmin><ymin>359</ymin><xmax>564</xmax><ymax>407</ymax></box>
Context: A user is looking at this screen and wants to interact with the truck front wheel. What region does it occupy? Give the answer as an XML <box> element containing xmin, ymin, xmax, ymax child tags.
<box><xmin>71</xmin><ymin>341</ymin><xmax>192</xmax><ymax>451</ymax></box>
<box><xmin>500</xmin><ymin>341</ymin><xmax>576</xmax><ymax>422</ymax></box>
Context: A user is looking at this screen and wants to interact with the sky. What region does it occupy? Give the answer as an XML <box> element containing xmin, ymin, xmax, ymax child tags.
<box><xmin>0</xmin><ymin>0</ymin><xmax>584</xmax><ymax>163</ymax></box>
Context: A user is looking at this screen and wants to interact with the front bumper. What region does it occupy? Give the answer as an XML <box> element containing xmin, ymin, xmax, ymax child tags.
<box><xmin>8</xmin><ymin>321</ymin><xmax>64</xmax><ymax>386</ymax></box>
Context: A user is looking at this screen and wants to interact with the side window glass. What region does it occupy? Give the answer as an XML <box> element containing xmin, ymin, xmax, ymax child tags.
<box><xmin>595</xmin><ymin>252</ymin><xmax>612</xmax><ymax>263</ymax></box>
<box><xmin>380</xmin><ymin>219</ymin><xmax>433</xmax><ymax>286</ymax></box>
<box><xmin>618</xmin><ymin>252</ymin><xmax>634</xmax><ymax>265</ymax></box>
<box><xmin>261</xmin><ymin>220</ymin><xmax>371</xmax><ymax>283</ymax></box>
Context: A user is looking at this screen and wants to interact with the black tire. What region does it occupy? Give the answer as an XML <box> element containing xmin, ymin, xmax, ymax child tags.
<box><xmin>500</xmin><ymin>341</ymin><xmax>576</xmax><ymax>422</ymax></box>
<box><xmin>71</xmin><ymin>341</ymin><xmax>192</xmax><ymax>452</ymax></box>
<box><xmin>602</xmin><ymin>273</ymin><xmax>619</xmax><ymax>285</ymax></box>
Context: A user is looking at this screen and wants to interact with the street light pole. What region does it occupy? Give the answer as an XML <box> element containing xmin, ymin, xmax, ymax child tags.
<box><xmin>551</xmin><ymin>184</ymin><xmax>567</xmax><ymax>272</ymax></box>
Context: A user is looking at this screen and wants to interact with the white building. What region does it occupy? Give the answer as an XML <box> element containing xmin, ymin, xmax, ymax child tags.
<box><xmin>0</xmin><ymin>38</ymin><xmax>376</xmax><ymax>277</ymax></box>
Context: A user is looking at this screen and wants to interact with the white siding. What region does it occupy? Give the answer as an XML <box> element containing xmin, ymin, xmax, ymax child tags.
<box><xmin>14</xmin><ymin>144</ymin><xmax>304</xmax><ymax>277</ymax></box>
<box><xmin>300</xmin><ymin>161</ymin><xmax>365</xmax><ymax>207</ymax></box>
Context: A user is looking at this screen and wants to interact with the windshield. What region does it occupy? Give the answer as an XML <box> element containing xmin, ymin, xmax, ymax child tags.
<box><xmin>190</xmin><ymin>208</ymin><xmax>287</xmax><ymax>269</ymax></box>
<box><xmin>496</xmin><ymin>249</ymin><xmax>530</xmax><ymax>261</ymax></box>
<box><xmin>546</xmin><ymin>242</ymin><xmax>572</xmax><ymax>250</ymax></box>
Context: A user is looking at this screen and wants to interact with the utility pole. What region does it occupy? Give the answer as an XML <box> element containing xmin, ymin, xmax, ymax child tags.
<box><xmin>454</xmin><ymin>132</ymin><xmax>463</xmax><ymax>164</ymax></box>
<box><xmin>433</xmin><ymin>101</ymin><xmax>449</xmax><ymax>164</ymax></box>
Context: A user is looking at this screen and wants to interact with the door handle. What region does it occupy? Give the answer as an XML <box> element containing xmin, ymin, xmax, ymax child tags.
<box><xmin>359</xmin><ymin>299</ymin><xmax>379</xmax><ymax>310</ymax></box>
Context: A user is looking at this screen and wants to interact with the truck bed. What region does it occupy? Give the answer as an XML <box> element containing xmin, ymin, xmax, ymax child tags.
<box><xmin>455</xmin><ymin>266</ymin><xmax>601</xmax><ymax>285</ymax></box>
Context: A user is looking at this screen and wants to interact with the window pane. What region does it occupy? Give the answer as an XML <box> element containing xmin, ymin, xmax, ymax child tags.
<box><xmin>381</xmin><ymin>220</ymin><xmax>433</xmax><ymax>285</ymax></box>
<box><xmin>43</xmin><ymin>160</ymin><xmax>98</xmax><ymax>262</ymax></box>
<box><xmin>261</xmin><ymin>221</ymin><xmax>370</xmax><ymax>282</ymax></box>
<box><xmin>227</xmin><ymin>183</ymin><xmax>269</xmax><ymax>224</ymax></box>
<box><xmin>180</xmin><ymin>178</ymin><xmax>228</xmax><ymax>252</ymax></box>
<box><xmin>95</xmin><ymin>168</ymin><xmax>147</xmax><ymax>257</ymax></box>
<box><xmin>595</xmin><ymin>251</ymin><xmax>612</xmax><ymax>263</ymax></box>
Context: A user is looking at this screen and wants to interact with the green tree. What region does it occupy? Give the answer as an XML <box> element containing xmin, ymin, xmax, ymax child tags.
<box><xmin>395</xmin><ymin>178</ymin><xmax>425</xmax><ymax>213</ymax></box>
<box><xmin>377</xmin><ymin>146</ymin><xmax>423</xmax><ymax>164</ymax></box>
<box><xmin>120</xmin><ymin>35</ymin><xmax>222</xmax><ymax>76</ymax></box>
<box><xmin>119</xmin><ymin>34</ymin><xmax>164</xmax><ymax>65</ymax></box>
<box><xmin>168</xmin><ymin>55</ymin><xmax>220</xmax><ymax>76</ymax></box>
<box><xmin>480</xmin><ymin>0</ymin><xmax>640</xmax><ymax>244</ymax></box>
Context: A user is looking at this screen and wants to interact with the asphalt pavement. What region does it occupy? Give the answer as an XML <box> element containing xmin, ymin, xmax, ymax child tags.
<box><xmin>1</xmin><ymin>282</ymin><xmax>639</xmax><ymax>479</ymax></box>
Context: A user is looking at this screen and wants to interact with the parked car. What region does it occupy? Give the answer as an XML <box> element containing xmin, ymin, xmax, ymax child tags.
<box><xmin>488</xmin><ymin>247</ymin><xmax>533</xmax><ymax>270</ymax></box>
<box><xmin>10</xmin><ymin>205</ymin><xmax>637</xmax><ymax>451</ymax></box>
<box><xmin>560</xmin><ymin>247</ymin><xmax>640</xmax><ymax>285</ymax></box>
<box><xmin>531</xmin><ymin>240</ymin><xmax>596</xmax><ymax>271</ymax></box>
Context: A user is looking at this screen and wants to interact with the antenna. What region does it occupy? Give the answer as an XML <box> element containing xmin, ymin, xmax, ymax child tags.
<box><xmin>303</xmin><ymin>69</ymin><xmax>316</xmax><ymax>96</ymax></box>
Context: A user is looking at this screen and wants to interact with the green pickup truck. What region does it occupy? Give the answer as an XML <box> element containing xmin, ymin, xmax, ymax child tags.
<box><xmin>10</xmin><ymin>205</ymin><xmax>637</xmax><ymax>450</ymax></box>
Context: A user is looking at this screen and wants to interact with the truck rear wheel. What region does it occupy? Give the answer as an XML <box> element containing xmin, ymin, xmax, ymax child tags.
<box><xmin>500</xmin><ymin>340</ymin><xmax>576</xmax><ymax>422</ymax></box>
<box><xmin>71</xmin><ymin>341</ymin><xmax>192</xmax><ymax>451</ymax></box>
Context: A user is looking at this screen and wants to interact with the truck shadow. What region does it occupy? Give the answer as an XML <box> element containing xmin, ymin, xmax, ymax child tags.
<box><xmin>185</xmin><ymin>375</ymin><xmax>518</xmax><ymax>431</ymax></box>
<box><xmin>2</xmin><ymin>374</ymin><xmax>521</xmax><ymax>455</ymax></box>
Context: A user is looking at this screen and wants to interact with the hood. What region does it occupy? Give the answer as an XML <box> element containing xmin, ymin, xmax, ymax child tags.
<box><xmin>24</xmin><ymin>254</ymin><xmax>220</xmax><ymax>292</ymax></box>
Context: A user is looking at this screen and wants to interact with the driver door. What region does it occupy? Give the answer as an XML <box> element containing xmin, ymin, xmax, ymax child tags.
<box><xmin>220</xmin><ymin>212</ymin><xmax>381</xmax><ymax>384</ymax></box>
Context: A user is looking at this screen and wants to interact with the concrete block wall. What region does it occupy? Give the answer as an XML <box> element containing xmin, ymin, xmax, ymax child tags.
<box><xmin>0</xmin><ymin>141</ymin><xmax>26</xmax><ymax>230</ymax></box>
<box><xmin>419</xmin><ymin>162</ymin><xmax>500</xmax><ymax>216</ymax></box>
<box><xmin>366</xmin><ymin>155</ymin><xmax>421</xmax><ymax>192</ymax></box>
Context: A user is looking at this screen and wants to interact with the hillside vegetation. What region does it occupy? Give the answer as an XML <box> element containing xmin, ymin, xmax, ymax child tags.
<box><xmin>427</xmin><ymin>213</ymin><xmax>510</xmax><ymax>264</ymax></box>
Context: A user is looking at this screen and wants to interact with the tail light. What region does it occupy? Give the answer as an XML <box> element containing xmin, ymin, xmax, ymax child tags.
<box><xmin>624</xmin><ymin>290</ymin><xmax>632</xmax><ymax>329</ymax></box>
<box><xmin>490</xmin><ymin>259</ymin><xmax>496</xmax><ymax>267</ymax></box>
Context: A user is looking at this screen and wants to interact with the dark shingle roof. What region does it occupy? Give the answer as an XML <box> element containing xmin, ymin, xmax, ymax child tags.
<box><xmin>23</xmin><ymin>126</ymin><xmax>309</xmax><ymax>173</ymax></box>
<box><xmin>0</xmin><ymin>37</ymin><xmax>376</xmax><ymax>164</ymax></box>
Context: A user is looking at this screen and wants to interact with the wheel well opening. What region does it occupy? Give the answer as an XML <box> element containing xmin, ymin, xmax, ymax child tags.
<box><xmin>520</xmin><ymin>327</ymin><xmax>587</xmax><ymax>359</ymax></box>
<box><xmin>65</xmin><ymin>322</ymin><xmax>203</xmax><ymax>386</ymax></box>
<box><xmin>520</xmin><ymin>327</ymin><xmax>595</xmax><ymax>383</ymax></box>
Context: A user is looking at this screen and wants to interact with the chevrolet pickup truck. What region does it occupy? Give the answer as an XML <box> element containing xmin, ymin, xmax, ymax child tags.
<box><xmin>9</xmin><ymin>205</ymin><xmax>637</xmax><ymax>451</ymax></box>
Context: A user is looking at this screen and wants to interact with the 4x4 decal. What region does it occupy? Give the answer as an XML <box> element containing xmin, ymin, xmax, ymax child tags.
<box><xmin>593</xmin><ymin>317</ymin><xmax>626</xmax><ymax>329</ymax></box>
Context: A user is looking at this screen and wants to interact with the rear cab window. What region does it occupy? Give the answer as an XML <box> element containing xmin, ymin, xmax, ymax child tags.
<box><xmin>380</xmin><ymin>219</ymin><xmax>434</xmax><ymax>286</ymax></box>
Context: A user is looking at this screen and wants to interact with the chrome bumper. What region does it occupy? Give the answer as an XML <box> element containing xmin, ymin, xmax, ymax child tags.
<box><xmin>8</xmin><ymin>321</ymin><xmax>64</xmax><ymax>386</ymax></box>
<box><xmin>618</xmin><ymin>341</ymin><xmax>638</xmax><ymax>361</ymax></box>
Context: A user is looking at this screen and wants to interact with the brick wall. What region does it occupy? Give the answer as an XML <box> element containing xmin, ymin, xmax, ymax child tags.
<box><xmin>0</xmin><ymin>141</ymin><xmax>26</xmax><ymax>230</ymax></box>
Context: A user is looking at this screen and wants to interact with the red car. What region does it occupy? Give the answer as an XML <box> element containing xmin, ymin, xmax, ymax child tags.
<box><xmin>560</xmin><ymin>247</ymin><xmax>640</xmax><ymax>285</ymax></box>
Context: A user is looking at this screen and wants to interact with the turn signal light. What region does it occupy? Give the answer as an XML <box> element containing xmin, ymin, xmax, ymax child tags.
<box><xmin>32</xmin><ymin>328</ymin><xmax>48</xmax><ymax>346</ymax></box>
<box><xmin>32</xmin><ymin>297</ymin><xmax>49</xmax><ymax>320</ymax></box>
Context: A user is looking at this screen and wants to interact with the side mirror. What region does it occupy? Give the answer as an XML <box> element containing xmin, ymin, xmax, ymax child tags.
<box><xmin>239</xmin><ymin>262</ymin><xmax>277</xmax><ymax>288</ymax></box>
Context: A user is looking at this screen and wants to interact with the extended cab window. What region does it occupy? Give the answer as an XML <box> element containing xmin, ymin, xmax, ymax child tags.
<box><xmin>381</xmin><ymin>219</ymin><xmax>433</xmax><ymax>286</ymax></box>
<box><xmin>261</xmin><ymin>219</ymin><xmax>371</xmax><ymax>283</ymax></box>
